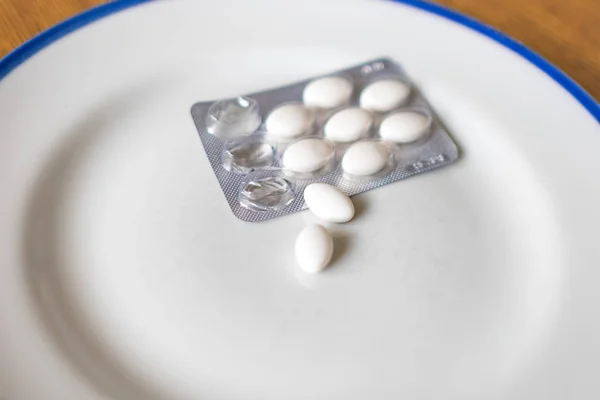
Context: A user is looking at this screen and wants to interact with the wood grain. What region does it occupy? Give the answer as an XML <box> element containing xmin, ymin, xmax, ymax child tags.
<box><xmin>1</xmin><ymin>0</ymin><xmax>599</xmax><ymax>100</ymax></box>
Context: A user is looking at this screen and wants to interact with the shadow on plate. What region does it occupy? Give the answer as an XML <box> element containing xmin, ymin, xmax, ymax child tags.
<box><xmin>20</xmin><ymin>79</ymin><xmax>180</xmax><ymax>400</ymax></box>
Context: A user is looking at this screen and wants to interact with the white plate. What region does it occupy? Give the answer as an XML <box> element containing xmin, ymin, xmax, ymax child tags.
<box><xmin>1</xmin><ymin>0</ymin><xmax>599</xmax><ymax>399</ymax></box>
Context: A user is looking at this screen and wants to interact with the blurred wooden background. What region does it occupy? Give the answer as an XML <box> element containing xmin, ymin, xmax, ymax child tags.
<box><xmin>1</xmin><ymin>0</ymin><xmax>599</xmax><ymax>100</ymax></box>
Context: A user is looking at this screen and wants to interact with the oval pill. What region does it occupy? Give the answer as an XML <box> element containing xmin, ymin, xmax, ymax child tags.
<box><xmin>379</xmin><ymin>110</ymin><xmax>430</xmax><ymax>143</ymax></box>
<box><xmin>303</xmin><ymin>76</ymin><xmax>353</xmax><ymax>109</ymax></box>
<box><xmin>295</xmin><ymin>224</ymin><xmax>334</xmax><ymax>274</ymax></box>
<box><xmin>324</xmin><ymin>107</ymin><xmax>372</xmax><ymax>143</ymax></box>
<box><xmin>265</xmin><ymin>103</ymin><xmax>313</xmax><ymax>139</ymax></box>
<box><xmin>304</xmin><ymin>183</ymin><xmax>354</xmax><ymax>223</ymax></box>
<box><xmin>282</xmin><ymin>138</ymin><xmax>335</xmax><ymax>173</ymax></box>
<box><xmin>342</xmin><ymin>141</ymin><xmax>391</xmax><ymax>177</ymax></box>
<box><xmin>359</xmin><ymin>79</ymin><xmax>410</xmax><ymax>112</ymax></box>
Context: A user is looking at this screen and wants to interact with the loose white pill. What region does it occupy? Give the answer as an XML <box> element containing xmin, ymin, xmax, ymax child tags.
<box><xmin>265</xmin><ymin>103</ymin><xmax>313</xmax><ymax>139</ymax></box>
<box><xmin>359</xmin><ymin>79</ymin><xmax>410</xmax><ymax>112</ymax></box>
<box><xmin>295</xmin><ymin>224</ymin><xmax>334</xmax><ymax>274</ymax></box>
<box><xmin>303</xmin><ymin>76</ymin><xmax>353</xmax><ymax>109</ymax></box>
<box><xmin>304</xmin><ymin>183</ymin><xmax>354</xmax><ymax>223</ymax></box>
<box><xmin>379</xmin><ymin>110</ymin><xmax>431</xmax><ymax>143</ymax></box>
<box><xmin>342</xmin><ymin>141</ymin><xmax>391</xmax><ymax>177</ymax></box>
<box><xmin>324</xmin><ymin>107</ymin><xmax>372</xmax><ymax>143</ymax></box>
<box><xmin>282</xmin><ymin>138</ymin><xmax>334</xmax><ymax>173</ymax></box>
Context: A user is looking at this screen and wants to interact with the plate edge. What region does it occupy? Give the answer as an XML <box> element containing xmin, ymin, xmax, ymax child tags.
<box><xmin>0</xmin><ymin>0</ymin><xmax>598</xmax><ymax>124</ymax></box>
<box><xmin>0</xmin><ymin>0</ymin><xmax>153</xmax><ymax>82</ymax></box>
<box><xmin>389</xmin><ymin>0</ymin><xmax>600</xmax><ymax>123</ymax></box>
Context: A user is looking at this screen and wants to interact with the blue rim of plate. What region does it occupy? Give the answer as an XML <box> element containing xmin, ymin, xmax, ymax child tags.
<box><xmin>0</xmin><ymin>0</ymin><xmax>598</xmax><ymax>123</ymax></box>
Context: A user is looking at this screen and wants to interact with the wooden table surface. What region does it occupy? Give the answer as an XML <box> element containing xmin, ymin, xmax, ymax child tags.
<box><xmin>1</xmin><ymin>0</ymin><xmax>599</xmax><ymax>101</ymax></box>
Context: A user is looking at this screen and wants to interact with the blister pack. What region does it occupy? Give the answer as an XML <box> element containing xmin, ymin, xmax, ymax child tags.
<box><xmin>190</xmin><ymin>58</ymin><xmax>459</xmax><ymax>222</ymax></box>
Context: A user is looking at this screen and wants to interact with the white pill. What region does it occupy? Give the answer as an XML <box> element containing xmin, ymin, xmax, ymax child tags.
<box><xmin>295</xmin><ymin>224</ymin><xmax>334</xmax><ymax>274</ymax></box>
<box><xmin>282</xmin><ymin>138</ymin><xmax>334</xmax><ymax>173</ymax></box>
<box><xmin>359</xmin><ymin>79</ymin><xmax>410</xmax><ymax>112</ymax></box>
<box><xmin>304</xmin><ymin>183</ymin><xmax>354</xmax><ymax>223</ymax></box>
<box><xmin>379</xmin><ymin>111</ymin><xmax>430</xmax><ymax>143</ymax></box>
<box><xmin>342</xmin><ymin>141</ymin><xmax>391</xmax><ymax>177</ymax></box>
<box><xmin>303</xmin><ymin>76</ymin><xmax>353</xmax><ymax>109</ymax></box>
<box><xmin>265</xmin><ymin>103</ymin><xmax>313</xmax><ymax>139</ymax></box>
<box><xmin>324</xmin><ymin>107</ymin><xmax>372</xmax><ymax>143</ymax></box>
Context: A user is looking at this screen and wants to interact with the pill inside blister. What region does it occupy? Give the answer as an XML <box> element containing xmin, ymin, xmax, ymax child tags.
<box><xmin>239</xmin><ymin>175</ymin><xmax>296</xmax><ymax>212</ymax></box>
<box><xmin>206</xmin><ymin>97</ymin><xmax>261</xmax><ymax>138</ymax></box>
<box><xmin>379</xmin><ymin>109</ymin><xmax>432</xmax><ymax>143</ymax></box>
<box><xmin>324</xmin><ymin>107</ymin><xmax>373</xmax><ymax>143</ymax></box>
<box><xmin>282</xmin><ymin>137</ymin><xmax>336</xmax><ymax>178</ymax></box>
<box><xmin>359</xmin><ymin>79</ymin><xmax>410</xmax><ymax>112</ymax></box>
<box><xmin>265</xmin><ymin>103</ymin><xmax>314</xmax><ymax>140</ymax></box>
<box><xmin>222</xmin><ymin>137</ymin><xmax>275</xmax><ymax>174</ymax></box>
<box><xmin>342</xmin><ymin>140</ymin><xmax>393</xmax><ymax>179</ymax></box>
<box><xmin>303</xmin><ymin>76</ymin><xmax>353</xmax><ymax>109</ymax></box>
